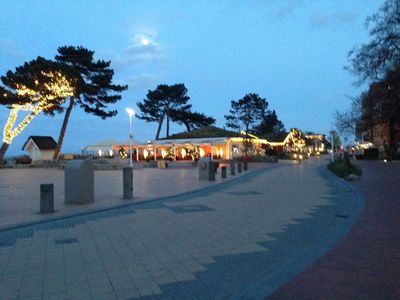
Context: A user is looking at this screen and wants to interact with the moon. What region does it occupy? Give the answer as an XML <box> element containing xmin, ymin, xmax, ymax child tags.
<box><xmin>141</xmin><ymin>38</ymin><xmax>150</xmax><ymax>46</ymax></box>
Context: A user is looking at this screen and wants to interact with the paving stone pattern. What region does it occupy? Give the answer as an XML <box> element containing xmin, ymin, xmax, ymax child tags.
<box><xmin>0</xmin><ymin>159</ymin><xmax>361</xmax><ymax>299</ymax></box>
<box><xmin>268</xmin><ymin>160</ymin><xmax>400</xmax><ymax>299</ymax></box>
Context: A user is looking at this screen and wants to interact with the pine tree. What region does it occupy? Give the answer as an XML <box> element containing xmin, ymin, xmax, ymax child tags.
<box><xmin>137</xmin><ymin>83</ymin><xmax>190</xmax><ymax>139</ymax></box>
<box><xmin>0</xmin><ymin>57</ymin><xmax>76</xmax><ymax>162</ymax></box>
<box><xmin>224</xmin><ymin>93</ymin><xmax>267</xmax><ymax>133</ymax></box>
<box><xmin>52</xmin><ymin>46</ymin><xmax>127</xmax><ymax>159</ymax></box>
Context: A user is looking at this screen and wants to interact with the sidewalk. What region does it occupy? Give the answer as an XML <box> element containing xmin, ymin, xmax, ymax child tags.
<box><xmin>0</xmin><ymin>158</ymin><xmax>362</xmax><ymax>299</ymax></box>
<box><xmin>268</xmin><ymin>160</ymin><xmax>400</xmax><ymax>299</ymax></box>
<box><xmin>0</xmin><ymin>162</ymin><xmax>268</xmax><ymax>230</ymax></box>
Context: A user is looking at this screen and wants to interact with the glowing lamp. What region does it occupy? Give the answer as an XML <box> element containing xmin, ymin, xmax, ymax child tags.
<box><xmin>125</xmin><ymin>107</ymin><xmax>135</xmax><ymax>117</ymax></box>
<box><xmin>199</xmin><ymin>148</ymin><xmax>205</xmax><ymax>157</ymax></box>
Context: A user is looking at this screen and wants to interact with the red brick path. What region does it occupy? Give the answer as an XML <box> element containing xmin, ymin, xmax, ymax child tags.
<box><xmin>268</xmin><ymin>161</ymin><xmax>400</xmax><ymax>299</ymax></box>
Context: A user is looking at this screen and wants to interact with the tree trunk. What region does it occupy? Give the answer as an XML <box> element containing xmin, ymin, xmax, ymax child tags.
<box><xmin>0</xmin><ymin>143</ymin><xmax>9</xmax><ymax>163</ymax></box>
<box><xmin>155</xmin><ymin>119</ymin><xmax>163</xmax><ymax>140</ymax></box>
<box><xmin>53</xmin><ymin>97</ymin><xmax>74</xmax><ymax>160</ymax></box>
<box><xmin>388</xmin><ymin>119</ymin><xmax>397</xmax><ymax>160</ymax></box>
<box><xmin>184</xmin><ymin>121</ymin><xmax>191</xmax><ymax>132</ymax></box>
<box><xmin>166</xmin><ymin>112</ymin><xmax>170</xmax><ymax>138</ymax></box>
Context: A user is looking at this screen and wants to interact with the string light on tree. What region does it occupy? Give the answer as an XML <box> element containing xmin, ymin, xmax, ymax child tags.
<box><xmin>2</xmin><ymin>71</ymin><xmax>74</xmax><ymax>145</ymax></box>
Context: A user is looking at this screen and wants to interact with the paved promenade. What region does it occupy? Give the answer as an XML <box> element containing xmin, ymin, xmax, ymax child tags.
<box><xmin>0</xmin><ymin>158</ymin><xmax>362</xmax><ymax>299</ymax></box>
<box><xmin>0</xmin><ymin>163</ymin><xmax>267</xmax><ymax>229</ymax></box>
<box><xmin>268</xmin><ymin>160</ymin><xmax>400</xmax><ymax>299</ymax></box>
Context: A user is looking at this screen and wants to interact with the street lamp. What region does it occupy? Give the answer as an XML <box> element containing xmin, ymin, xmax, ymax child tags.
<box><xmin>126</xmin><ymin>108</ymin><xmax>135</xmax><ymax>167</ymax></box>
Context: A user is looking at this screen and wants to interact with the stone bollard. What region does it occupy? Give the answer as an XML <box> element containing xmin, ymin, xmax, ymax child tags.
<box><xmin>221</xmin><ymin>166</ymin><xmax>227</xmax><ymax>179</ymax></box>
<box><xmin>198</xmin><ymin>157</ymin><xmax>215</xmax><ymax>181</ymax></box>
<box><xmin>244</xmin><ymin>161</ymin><xmax>248</xmax><ymax>171</ymax></box>
<box><xmin>238</xmin><ymin>162</ymin><xmax>242</xmax><ymax>173</ymax></box>
<box><xmin>65</xmin><ymin>160</ymin><xmax>94</xmax><ymax>204</ymax></box>
<box><xmin>123</xmin><ymin>167</ymin><xmax>133</xmax><ymax>199</ymax></box>
<box><xmin>40</xmin><ymin>184</ymin><xmax>54</xmax><ymax>213</ymax></box>
<box><xmin>230</xmin><ymin>161</ymin><xmax>236</xmax><ymax>176</ymax></box>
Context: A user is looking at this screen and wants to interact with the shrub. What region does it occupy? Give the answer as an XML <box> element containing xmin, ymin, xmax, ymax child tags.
<box><xmin>364</xmin><ymin>148</ymin><xmax>380</xmax><ymax>160</ymax></box>
<box><xmin>327</xmin><ymin>158</ymin><xmax>362</xmax><ymax>178</ymax></box>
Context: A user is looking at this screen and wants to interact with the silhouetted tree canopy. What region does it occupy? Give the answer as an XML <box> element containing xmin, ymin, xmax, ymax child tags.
<box><xmin>347</xmin><ymin>0</ymin><xmax>400</xmax><ymax>83</ymax></box>
<box><xmin>137</xmin><ymin>83</ymin><xmax>193</xmax><ymax>139</ymax></box>
<box><xmin>224</xmin><ymin>93</ymin><xmax>267</xmax><ymax>133</ymax></box>
<box><xmin>52</xmin><ymin>45</ymin><xmax>127</xmax><ymax>159</ymax></box>
<box><xmin>225</xmin><ymin>93</ymin><xmax>285</xmax><ymax>136</ymax></box>
<box><xmin>170</xmin><ymin>109</ymin><xmax>215</xmax><ymax>132</ymax></box>
<box><xmin>254</xmin><ymin>110</ymin><xmax>285</xmax><ymax>136</ymax></box>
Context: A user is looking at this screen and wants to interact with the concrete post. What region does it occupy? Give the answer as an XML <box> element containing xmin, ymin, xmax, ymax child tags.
<box><xmin>221</xmin><ymin>166</ymin><xmax>227</xmax><ymax>179</ymax></box>
<box><xmin>238</xmin><ymin>162</ymin><xmax>242</xmax><ymax>173</ymax></box>
<box><xmin>123</xmin><ymin>167</ymin><xmax>133</xmax><ymax>199</ymax></box>
<box><xmin>65</xmin><ymin>160</ymin><xmax>94</xmax><ymax>204</ymax></box>
<box><xmin>198</xmin><ymin>157</ymin><xmax>215</xmax><ymax>181</ymax></box>
<box><xmin>230</xmin><ymin>160</ymin><xmax>236</xmax><ymax>176</ymax></box>
<box><xmin>40</xmin><ymin>184</ymin><xmax>54</xmax><ymax>213</ymax></box>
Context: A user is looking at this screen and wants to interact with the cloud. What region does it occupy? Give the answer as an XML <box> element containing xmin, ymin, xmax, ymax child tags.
<box><xmin>105</xmin><ymin>32</ymin><xmax>166</xmax><ymax>72</ymax></box>
<box><xmin>124</xmin><ymin>43</ymin><xmax>164</xmax><ymax>62</ymax></box>
<box><xmin>121</xmin><ymin>73</ymin><xmax>157</xmax><ymax>89</ymax></box>
<box><xmin>310</xmin><ymin>12</ymin><xmax>356</xmax><ymax>27</ymax></box>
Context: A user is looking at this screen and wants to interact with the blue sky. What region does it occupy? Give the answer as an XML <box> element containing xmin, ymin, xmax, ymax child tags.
<box><xmin>0</xmin><ymin>0</ymin><xmax>382</xmax><ymax>156</ymax></box>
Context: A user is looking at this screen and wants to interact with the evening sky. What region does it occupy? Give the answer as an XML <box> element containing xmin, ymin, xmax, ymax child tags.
<box><xmin>0</xmin><ymin>0</ymin><xmax>382</xmax><ymax>156</ymax></box>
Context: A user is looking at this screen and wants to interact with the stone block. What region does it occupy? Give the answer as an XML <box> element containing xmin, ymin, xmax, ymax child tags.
<box><xmin>198</xmin><ymin>157</ymin><xmax>215</xmax><ymax>181</ymax></box>
<box><xmin>65</xmin><ymin>160</ymin><xmax>94</xmax><ymax>204</ymax></box>
<box><xmin>40</xmin><ymin>184</ymin><xmax>54</xmax><ymax>213</ymax></box>
<box><xmin>221</xmin><ymin>166</ymin><xmax>227</xmax><ymax>179</ymax></box>
<box><xmin>230</xmin><ymin>161</ymin><xmax>236</xmax><ymax>176</ymax></box>
<box><xmin>123</xmin><ymin>167</ymin><xmax>133</xmax><ymax>199</ymax></box>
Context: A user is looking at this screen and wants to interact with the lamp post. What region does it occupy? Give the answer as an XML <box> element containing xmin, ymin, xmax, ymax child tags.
<box><xmin>126</xmin><ymin>108</ymin><xmax>135</xmax><ymax>167</ymax></box>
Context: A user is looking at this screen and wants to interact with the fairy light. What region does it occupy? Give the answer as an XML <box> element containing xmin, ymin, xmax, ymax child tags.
<box><xmin>3</xmin><ymin>71</ymin><xmax>75</xmax><ymax>145</ymax></box>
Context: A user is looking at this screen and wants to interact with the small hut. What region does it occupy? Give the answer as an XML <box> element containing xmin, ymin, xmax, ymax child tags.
<box><xmin>22</xmin><ymin>136</ymin><xmax>57</xmax><ymax>161</ymax></box>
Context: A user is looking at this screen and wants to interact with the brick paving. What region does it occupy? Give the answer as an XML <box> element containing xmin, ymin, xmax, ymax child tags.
<box><xmin>0</xmin><ymin>158</ymin><xmax>368</xmax><ymax>299</ymax></box>
<box><xmin>268</xmin><ymin>160</ymin><xmax>400</xmax><ymax>299</ymax></box>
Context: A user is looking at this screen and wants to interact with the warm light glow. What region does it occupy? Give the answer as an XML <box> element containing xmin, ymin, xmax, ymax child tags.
<box><xmin>143</xmin><ymin>149</ymin><xmax>148</xmax><ymax>159</ymax></box>
<box><xmin>161</xmin><ymin>149</ymin><xmax>166</xmax><ymax>159</ymax></box>
<box><xmin>126</xmin><ymin>107</ymin><xmax>135</xmax><ymax>117</ymax></box>
<box><xmin>199</xmin><ymin>148</ymin><xmax>205</xmax><ymax>157</ymax></box>
<box><xmin>216</xmin><ymin>148</ymin><xmax>220</xmax><ymax>157</ymax></box>
<box><xmin>109</xmin><ymin>150</ymin><xmax>114</xmax><ymax>157</ymax></box>
<box><xmin>98</xmin><ymin>150</ymin><xmax>103</xmax><ymax>157</ymax></box>
<box><xmin>181</xmin><ymin>148</ymin><xmax>186</xmax><ymax>158</ymax></box>
<box><xmin>3</xmin><ymin>71</ymin><xmax>74</xmax><ymax>145</ymax></box>
<box><xmin>219</xmin><ymin>147</ymin><xmax>223</xmax><ymax>157</ymax></box>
